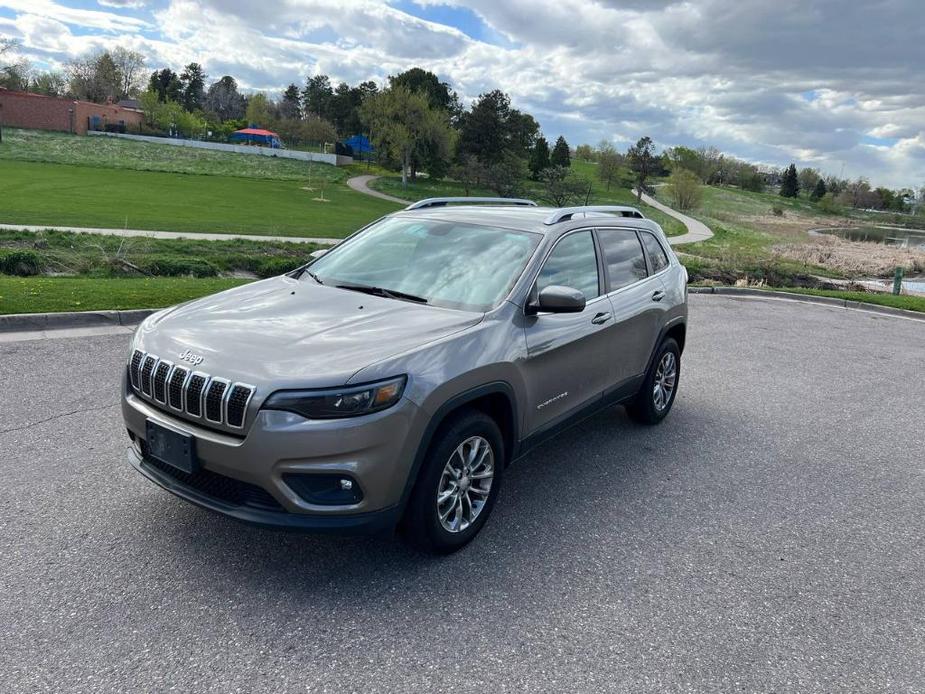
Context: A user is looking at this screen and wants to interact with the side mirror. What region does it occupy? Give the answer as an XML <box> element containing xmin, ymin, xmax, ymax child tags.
<box><xmin>309</xmin><ymin>248</ymin><xmax>329</xmax><ymax>259</ymax></box>
<box><xmin>527</xmin><ymin>285</ymin><xmax>586</xmax><ymax>314</ymax></box>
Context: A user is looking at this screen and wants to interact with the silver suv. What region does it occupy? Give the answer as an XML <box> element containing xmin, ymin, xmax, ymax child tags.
<box><xmin>122</xmin><ymin>198</ymin><xmax>688</xmax><ymax>552</ymax></box>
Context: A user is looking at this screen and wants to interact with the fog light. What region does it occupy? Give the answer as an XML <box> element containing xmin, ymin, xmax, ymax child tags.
<box><xmin>282</xmin><ymin>473</ymin><xmax>363</xmax><ymax>505</ymax></box>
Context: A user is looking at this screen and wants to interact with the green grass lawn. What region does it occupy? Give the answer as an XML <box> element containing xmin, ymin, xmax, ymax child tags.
<box><xmin>0</xmin><ymin>160</ymin><xmax>400</xmax><ymax>238</ymax></box>
<box><xmin>0</xmin><ymin>128</ymin><xmax>345</xmax><ymax>183</ymax></box>
<box><xmin>368</xmin><ymin>164</ymin><xmax>688</xmax><ymax>237</ymax></box>
<box><xmin>764</xmin><ymin>287</ymin><xmax>925</xmax><ymax>313</ymax></box>
<box><xmin>0</xmin><ymin>276</ymin><xmax>250</xmax><ymax>314</ymax></box>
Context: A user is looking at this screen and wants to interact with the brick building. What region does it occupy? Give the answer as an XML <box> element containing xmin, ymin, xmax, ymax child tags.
<box><xmin>0</xmin><ymin>89</ymin><xmax>143</xmax><ymax>136</ymax></box>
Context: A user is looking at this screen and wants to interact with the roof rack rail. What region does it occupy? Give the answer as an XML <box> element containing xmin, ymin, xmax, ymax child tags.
<box><xmin>544</xmin><ymin>205</ymin><xmax>645</xmax><ymax>225</ymax></box>
<box><xmin>405</xmin><ymin>197</ymin><xmax>538</xmax><ymax>210</ymax></box>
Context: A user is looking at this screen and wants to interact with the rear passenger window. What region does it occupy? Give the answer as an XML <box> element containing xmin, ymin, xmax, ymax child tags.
<box><xmin>641</xmin><ymin>232</ymin><xmax>670</xmax><ymax>273</ymax></box>
<box><xmin>536</xmin><ymin>231</ymin><xmax>600</xmax><ymax>300</ymax></box>
<box><xmin>597</xmin><ymin>229</ymin><xmax>647</xmax><ymax>291</ymax></box>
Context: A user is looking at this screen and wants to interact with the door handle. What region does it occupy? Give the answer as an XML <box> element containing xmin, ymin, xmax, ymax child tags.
<box><xmin>652</xmin><ymin>290</ymin><xmax>666</xmax><ymax>302</ymax></box>
<box><xmin>591</xmin><ymin>312</ymin><xmax>612</xmax><ymax>325</ymax></box>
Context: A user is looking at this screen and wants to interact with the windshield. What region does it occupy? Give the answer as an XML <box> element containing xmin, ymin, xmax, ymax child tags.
<box><xmin>306</xmin><ymin>216</ymin><xmax>541</xmax><ymax>311</ymax></box>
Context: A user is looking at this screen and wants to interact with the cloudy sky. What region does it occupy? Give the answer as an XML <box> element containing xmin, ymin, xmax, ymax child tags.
<box><xmin>2</xmin><ymin>0</ymin><xmax>923</xmax><ymax>188</ymax></box>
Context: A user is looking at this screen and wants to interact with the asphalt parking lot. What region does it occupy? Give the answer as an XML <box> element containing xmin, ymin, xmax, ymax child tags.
<box><xmin>1</xmin><ymin>294</ymin><xmax>923</xmax><ymax>693</ymax></box>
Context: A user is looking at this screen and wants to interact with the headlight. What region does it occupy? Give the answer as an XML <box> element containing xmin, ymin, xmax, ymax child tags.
<box><xmin>262</xmin><ymin>376</ymin><xmax>407</xmax><ymax>420</ymax></box>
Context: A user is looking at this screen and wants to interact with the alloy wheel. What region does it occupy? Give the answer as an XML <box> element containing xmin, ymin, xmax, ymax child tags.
<box><xmin>652</xmin><ymin>351</ymin><xmax>677</xmax><ymax>412</ymax></box>
<box><xmin>436</xmin><ymin>435</ymin><xmax>495</xmax><ymax>533</ymax></box>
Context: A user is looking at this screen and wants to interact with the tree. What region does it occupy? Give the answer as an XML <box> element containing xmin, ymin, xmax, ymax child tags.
<box><xmin>449</xmin><ymin>154</ymin><xmax>487</xmax><ymax>196</ymax></box>
<box><xmin>245</xmin><ymin>92</ymin><xmax>271</xmax><ymax>127</ymax></box>
<box><xmin>360</xmin><ymin>85</ymin><xmax>455</xmax><ymax>187</ymax></box>
<box><xmin>485</xmin><ymin>151</ymin><xmax>529</xmax><ymax>197</ymax></box>
<box><xmin>665</xmin><ymin>169</ymin><xmax>702</xmax><ymax>211</ymax></box>
<box><xmin>180</xmin><ymin>63</ymin><xmax>206</xmax><ymax>111</ymax></box>
<box><xmin>540</xmin><ymin>166</ymin><xmax>591</xmax><ymax>206</ymax></box>
<box><xmin>148</xmin><ymin>68</ymin><xmax>182</xmax><ymax>103</ymax></box>
<box><xmin>798</xmin><ymin>167</ymin><xmax>820</xmax><ymax>195</ymax></box>
<box><xmin>627</xmin><ymin>136</ymin><xmax>656</xmax><ymax>200</ymax></box>
<box><xmin>111</xmin><ymin>47</ymin><xmax>146</xmax><ymax>99</ymax></box>
<box><xmin>550</xmin><ymin>136</ymin><xmax>571</xmax><ymax>168</ymax></box>
<box><xmin>389</xmin><ymin>67</ymin><xmax>460</xmax><ymax>121</ymax></box>
<box><xmin>279</xmin><ymin>83</ymin><xmax>302</xmax><ymax>120</ymax></box>
<box><xmin>597</xmin><ymin>140</ymin><xmax>623</xmax><ymax>190</ymax></box>
<box><xmin>529</xmin><ymin>136</ymin><xmax>550</xmax><ymax>179</ymax></box>
<box><xmin>204</xmin><ymin>76</ymin><xmax>246</xmax><ymax>121</ymax></box>
<box><xmin>457</xmin><ymin>89</ymin><xmax>537</xmax><ymax>164</ymax></box>
<box><xmin>30</xmin><ymin>71</ymin><xmax>67</xmax><ymax>96</ymax></box>
<box><xmin>575</xmin><ymin>144</ymin><xmax>594</xmax><ymax>162</ymax></box>
<box><xmin>779</xmin><ymin>163</ymin><xmax>800</xmax><ymax>198</ymax></box>
<box><xmin>302</xmin><ymin>74</ymin><xmax>333</xmax><ymax>120</ymax></box>
<box><xmin>0</xmin><ymin>39</ymin><xmax>28</xmax><ymax>91</ymax></box>
<box><xmin>67</xmin><ymin>50</ymin><xmax>126</xmax><ymax>102</ymax></box>
<box><xmin>810</xmin><ymin>178</ymin><xmax>827</xmax><ymax>202</ymax></box>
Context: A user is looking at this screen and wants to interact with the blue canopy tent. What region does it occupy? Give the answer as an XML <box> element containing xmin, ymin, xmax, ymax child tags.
<box><xmin>343</xmin><ymin>134</ymin><xmax>374</xmax><ymax>154</ymax></box>
<box><xmin>229</xmin><ymin>128</ymin><xmax>282</xmax><ymax>148</ymax></box>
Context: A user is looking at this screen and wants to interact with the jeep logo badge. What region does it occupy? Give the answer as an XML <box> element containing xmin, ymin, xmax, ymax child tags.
<box><xmin>178</xmin><ymin>349</ymin><xmax>204</xmax><ymax>365</ymax></box>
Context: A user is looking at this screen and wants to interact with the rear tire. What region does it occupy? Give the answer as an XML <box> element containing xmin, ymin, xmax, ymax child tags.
<box><xmin>403</xmin><ymin>410</ymin><xmax>504</xmax><ymax>554</ymax></box>
<box><xmin>627</xmin><ymin>337</ymin><xmax>680</xmax><ymax>425</ymax></box>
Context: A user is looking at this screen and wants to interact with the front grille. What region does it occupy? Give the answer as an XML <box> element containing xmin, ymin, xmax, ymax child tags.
<box><xmin>142</xmin><ymin>448</ymin><xmax>281</xmax><ymax>511</ymax></box>
<box><xmin>167</xmin><ymin>367</ymin><xmax>188</xmax><ymax>409</ymax></box>
<box><xmin>205</xmin><ymin>381</ymin><xmax>228</xmax><ymax>422</ymax></box>
<box><xmin>140</xmin><ymin>355</ymin><xmax>157</xmax><ymax>395</ymax></box>
<box><xmin>128</xmin><ymin>350</ymin><xmax>254</xmax><ymax>430</ymax></box>
<box><xmin>152</xmin><ymin>362</ymin><xmax>171</xmax><ymax>403</ymax></box>
<box><xmin>185</xmin><ymin>374</ymin><xmax>207</xmax><ymax>417</ymax></box>
<box><xmin>130</xmin><ymin>350</ymin><xmax>144</xmax><ymax>389</ymax></box>
<box><xmin>226</xmin><ymin>385</ymin><xmax>252</xmax><ymax>428</ymax></box>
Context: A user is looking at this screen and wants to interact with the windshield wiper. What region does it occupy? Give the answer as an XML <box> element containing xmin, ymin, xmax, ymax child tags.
<box><xmin>335</xmin><ymin>283</ymin><xmax>428</xmax><ymax>304</ymax></box>
<box><xmin>305</xmin><ymin>270</ymin><xmax>323</xmax><ymax>285</ymax></box>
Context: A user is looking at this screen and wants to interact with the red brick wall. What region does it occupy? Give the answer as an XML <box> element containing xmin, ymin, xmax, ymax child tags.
<box><xmin>0</xmin><ymin>90</ymin><xmax>143</xmax><ymax>135</ymax></box>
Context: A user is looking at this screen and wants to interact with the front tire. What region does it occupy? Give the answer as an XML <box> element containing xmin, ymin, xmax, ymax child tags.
<box><xmin>404</xmin><ymin>410</ymin><xmax>504</xmax><ymax>554</ymax></box>
<box><xmin>627</xmin><ymin>337</ymin><xmax>680</xmax><ymax>425</ymax></box>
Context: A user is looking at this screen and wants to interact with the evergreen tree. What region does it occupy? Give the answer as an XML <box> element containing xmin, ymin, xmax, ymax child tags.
<box><xmin>147</xmin><ymin>68</ymin><xmax>182</xmax><ymax>103</ymax></box>
<box><xmin>529</xmin><ymin>137</ymin><xmax>550</xmax><ymax>179</ymax></box>
<box><xmin>280</xmin><ymin>83</ymin><xmax>301</xmax><ymax>120</ymax></box>
<box><xmin>301</xmin><ymin>74</ymin><xmax>334</xmax><ymax>120</ymax></box>
<box><xmin>810</xmin><ymin>177</ymin><xmax>827</xmax><ymax>202</ymax></box>
<box><xmin>779</xmin><ymin>163</ymin><xmax>800</xmax><ymax>198</ymax></box>
<box><xmin>179</xmin><ymin>63</ymin><xmax>206</xmax><ymax>111</ymax></box>
<box><xmin>551</xmin><ymin>136</ymin><xmax>571</xmax><ymax>168</ymax></box>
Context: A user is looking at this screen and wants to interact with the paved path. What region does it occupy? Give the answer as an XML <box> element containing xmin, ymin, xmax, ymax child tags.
<box><xmin>637</xmin><ymin>190</ymin><xmax>714</xmax><ymax>245</ymax></box>
<box><xmin>346</xmin><ymin>174</ymin><xmax>409</xmax><ymax>204</ymax></box>
<box><xmin>1</xmin><ymin>295</ymin><xmax>923</xmax><ymax>692</ymax></box>
<box><xmin>0</xmin><ymin>223</ymin><xmax>339</xmax><ymax>245</ymax></box>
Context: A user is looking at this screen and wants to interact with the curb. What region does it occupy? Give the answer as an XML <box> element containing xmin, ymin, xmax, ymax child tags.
<box><xmin>0</xmin><ymin>308</ymin><xmax>157</xmax><ymax>334</ymax></box>
<box><xmin>689</xmin><ymin>286</ymin><xmax>925</xmax><ymax>322</ymax></box>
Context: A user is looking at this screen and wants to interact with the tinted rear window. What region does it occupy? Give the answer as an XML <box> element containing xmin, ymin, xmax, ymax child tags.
<box><xmin>641</xmin><ymin>231</ymin><xmax>670</xmax><ymax>273</ymax></box>
<box><xmin>597</xmin><ymin>229</ymin><xmax>647</xmax><ymax>291</ymax></box>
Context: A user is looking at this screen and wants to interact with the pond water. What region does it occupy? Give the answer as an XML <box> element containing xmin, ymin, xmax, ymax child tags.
<box><xmin>816</xmin><ymin>225</ymin><xmax>925</xmax><ymax>249</ymax></box>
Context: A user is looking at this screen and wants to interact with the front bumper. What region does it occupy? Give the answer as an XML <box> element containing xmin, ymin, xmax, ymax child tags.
<box><xmin>122</xmin><ymin>380</ymin><xmax>426</xmax><ymax>534</ymax></box>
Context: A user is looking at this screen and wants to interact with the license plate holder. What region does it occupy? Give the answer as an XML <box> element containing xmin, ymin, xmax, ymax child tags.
<box><xmin>145</xmin><ymin>420</ymin><xmax>197</xmax><ymax>474</ymax></box>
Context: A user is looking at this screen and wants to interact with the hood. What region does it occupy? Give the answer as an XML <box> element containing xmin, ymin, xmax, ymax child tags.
<box><xmin>135</xmin><ymin>276</ymin><xmax>483</xmax><ymax>389</ymax></box>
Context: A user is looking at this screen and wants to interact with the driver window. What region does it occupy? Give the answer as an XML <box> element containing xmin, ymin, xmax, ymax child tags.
<box><xmin>536</xmin><ymin>231</ymin><xmax>600</xmax><ymax>300</ymax></box>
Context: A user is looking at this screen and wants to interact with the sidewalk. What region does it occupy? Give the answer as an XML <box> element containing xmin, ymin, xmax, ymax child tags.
<box><xmin>0</xmin><ymin>223</ymin><xmax>338</xmax><ymax>245</ymax></box>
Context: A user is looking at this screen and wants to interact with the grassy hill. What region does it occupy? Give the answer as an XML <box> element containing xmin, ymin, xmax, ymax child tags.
<box><xmin>368</xmin><ymin>159</ymin><xmax>688</xmax><ymax>237</ymax></box>
<box><xmin>0</xmin><ymin>129</ymin><xmax>401</xmax><ymax>237</ymax></box>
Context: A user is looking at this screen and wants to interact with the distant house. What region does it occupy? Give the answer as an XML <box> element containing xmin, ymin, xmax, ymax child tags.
<box><xmin>0</xmin><ymin>89</ymin><xmax>144</xmax><ymax>135</ymax></box>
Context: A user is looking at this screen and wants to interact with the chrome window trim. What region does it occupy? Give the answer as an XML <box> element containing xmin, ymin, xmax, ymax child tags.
<box><xmin>594</xmin><ymin>226</ymin><xmax>666</xmax><ymax>296</ymax></box>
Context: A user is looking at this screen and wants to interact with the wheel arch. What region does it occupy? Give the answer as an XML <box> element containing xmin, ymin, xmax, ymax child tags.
<box><xmin>398</xmin><ymin>382</ymin><xmax>519</xmax><ymax>520</ymax></box>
